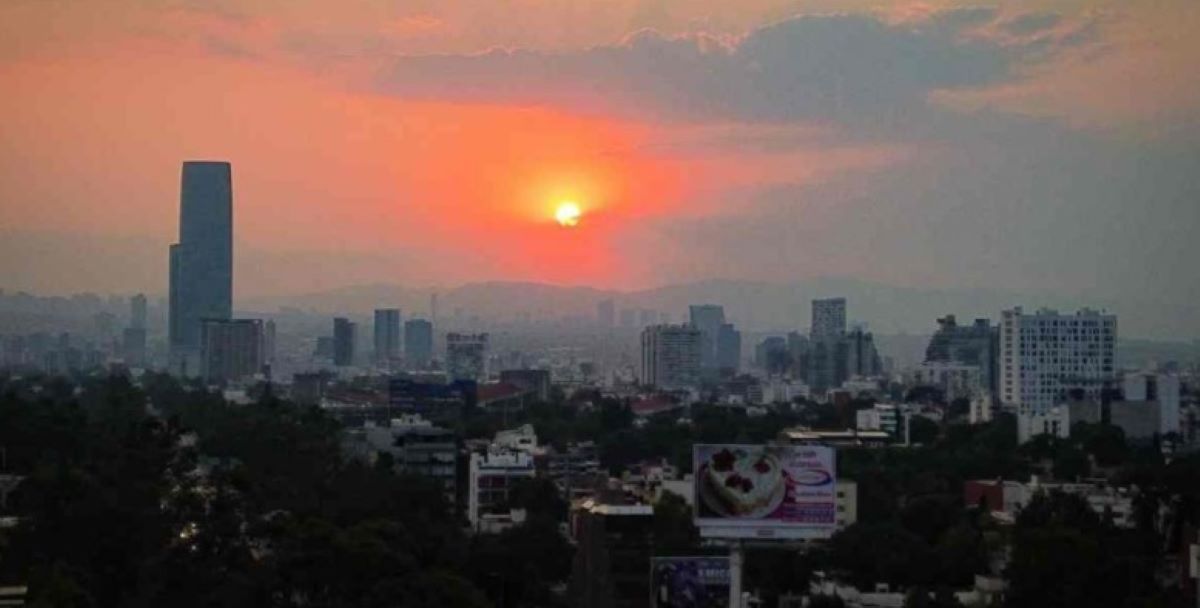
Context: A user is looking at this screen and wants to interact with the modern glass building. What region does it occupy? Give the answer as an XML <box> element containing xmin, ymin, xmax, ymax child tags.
<box><xmin>168</xmin><ymin>161</ymin><xmax>233</xmax><ymax>375</ymax></box>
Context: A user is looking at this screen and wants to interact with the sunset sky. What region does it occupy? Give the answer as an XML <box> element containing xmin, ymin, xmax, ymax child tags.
<box><xmin>1</xmin><ymin>0</ymin><xmax>1197</xmax><ymax>306</ymax></box>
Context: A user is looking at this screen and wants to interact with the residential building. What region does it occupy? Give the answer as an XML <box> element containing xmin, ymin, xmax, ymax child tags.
<box><xmin>468</xmin><ymin>448</ymin><xmax>536</xmax><ymax>530</ymax></box>
<box><xmin>1016</xmin><ymin>407</ymin><xmax>1062</xmax><ymax>444</ymax></box>
<box><xmin>639</xmin><ymin>324</ymin><xmax>702</xmax><ymax>390</ymax></box>
<box><xmin>855</xmin><ymin>403</ymin><xmax>900</xmax><ymax>435</ymax></box>
<box><xmin>333</xmin><ymin>317</ymin><xmax>356</xmax><ymax>367</ymax></box>
<box><xmin>493</xmin><ymin>424</ymin><xmax>538</xmax><ymax>453</ymax></box>
<box><xmin>965</xmin><ymin>478</ymin><xmax>1135</xmax><ymax>528</ymax></box>
<box><xmin>779</xmin><ymin>427</ymin><xmax>892</xmax><ymax>449</ymax></box>
<box><xmin>168</xmin><ymin>161</ymin><xmax>233</xmax><ymax>376</ymax></box>
<box><xmin>373</xmin><ymin>308</ymin><xmax>401</xmax><ymax>364</ymax></box>
<box><xmin>404</xmin><ymin>318</ymin><xmax>433</xmax><ymax>368</ymax></box>
<box><xmin>568</xmin><ymin>497</ymin><xmax>655</xmax><ymax>608</ymax></box>
<box><xmin>199</xmin><ymin>319</ymin><xmax>263</xmax><ymax>385</ymax></box>
<box><xmin>912</xmin><ymin>362</ymin><xmax>984</xmax><ymax>402</ymax></box>
<box><xmin>354</xmin><ymin>415</ymin><xmax>458</xmax><ymax>507</ymax></box>
<box><xmin>541</xmin><ymin>442</ymin><xmax>602</xmax><ymax>499</ymax></box>
<box><xmin>447</xmin><ymin>332</ymin><xmax>489</xmax><ymax>381</ymax></box>
<box><xmin>999</xmin><ymin>307</ymin><xmax>1117</xmax><ymax>415</ymax></box>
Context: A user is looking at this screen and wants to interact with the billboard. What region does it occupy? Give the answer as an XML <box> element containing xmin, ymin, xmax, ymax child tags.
<box><xmin>651</xmin><ymin>557</ymin><xmax>730</xmax><ymax>608</ymax></box>
<box><xmin>693</xmin><ymin>444</ymin><xmax>837</xmax><ymax>539</ymax></box>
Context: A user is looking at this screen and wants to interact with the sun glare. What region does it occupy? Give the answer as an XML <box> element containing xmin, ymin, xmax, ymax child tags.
<box><xmin>555</xmin><ymin>201</ymin><xmax>582</xmax><ymax>227</ymax></box>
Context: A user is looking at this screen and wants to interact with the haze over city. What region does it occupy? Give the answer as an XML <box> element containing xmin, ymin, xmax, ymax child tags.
<box><xmin>1</xmin><ymin>0</ymin><xmax>1198</xmax><ymax>340</ymax></box>
<box><xmin>4</xmin><ymin>2</ymin><xmax>1200</xmax><ymax>608</ymax></box>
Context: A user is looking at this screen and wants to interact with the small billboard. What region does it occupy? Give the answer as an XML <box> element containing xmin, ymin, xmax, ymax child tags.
<box><xmin>693</xmin><ymin>444</ymin><xmax>837</xmax><ymax>539</ymax></box>
<box><xmin>651</xmin><ymin>556</ymin><xmax>730</xmax><ymax>608</ymax></box>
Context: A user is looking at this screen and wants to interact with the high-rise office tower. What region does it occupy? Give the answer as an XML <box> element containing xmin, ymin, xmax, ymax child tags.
<box><xmin>129</xmin><ymin>293</ymin><xmax>147</xmax><ymax>330</ymax></box>
<box><xmin>446</xmin><ymin>332</ymin><xmax>488</xmax><ymax>381</ymax></box>
<box><xmin>811</xmin><ymin>298</ymin><xmax>846</xmax><ymax>339</ymax></box>
<box><xmin>716</xmin><ymin>323</ymin><xmax>741</xmax><ymax>373</ymax></box>
<box><xmin>596</xmin><ymin>299</ymin><xmax>615</xmax><ymax>328</ymax></box>
<box><xmin>844</xmin><ymin>326</ymin><xmax>881</xmax><ymax>378</ymax></box>
<box><xmin>123</xmin><ymin>292</ymin><xmax>149</xmax><ymax>367</ymax></box>
<box><xmin>999</xmin><ymin>307</ymin><xmax>1117</xmax><ymax>414</ymax></box>
<box><xmin>639</xmin><ymin>324</ymin><xmax>702</xmax><ymax>389</ymax></box>
<box><xmin>430</xmin><ymin>293</ymin><xmax>439</xmax><ymax>326</ymax></box>
<box><xmin>200</xmin><ymin>318</ymin><xmax>263</xmax><ymax>384</ymax></box>
<box><xmin>404</xmin><ymin>319</ymin><xmax>433</xmax><ymax>368</ymax></box>
<box><xmin>263</xmin><ymin>319</ymin><xmax>277</xmax><ymax>366</ymax></box>
<box><xmin>169</xmin><ymin>161</ymin><xmax>233</xmax><ymax>376</ymax></box>
<box><xmin>374</xmin><ymin>308</ymin><xmax>402</xmax><ymax>364</ymax></box>
<box><xmin>924</xmin><ymin>315</ymin><xmax>999</xmax><ymax>396</ymax></box>
<box><xmin>333</xmin><ymin>317</ymin><xmax>356</xmax><ymax>367</ymax></box>
<box><xmin>688</xmin><ymin>304</ymin><xmax>726</xmax><ymax>371</ymax></box>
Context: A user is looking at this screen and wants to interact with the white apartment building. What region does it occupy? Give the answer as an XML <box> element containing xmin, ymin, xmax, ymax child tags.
<box><xmin>468</xmin><ymin>448</ymin><xmax>536</xmax><ymax>531</ymax></box>
<box><xmin>493</xmin><ymin>423</ymin><xmax>539</xmax><ymax>453</ymax></box>
<box><xmin>911</xmin><ymin>361</ymin><xmax>984</xmax><ymax>402</ymax></box>
<box><xmin>855</xmin><ymin>403</ymin><xmax>899</xmax><ymax>435</ymax></box>
<box><xmin>999</xmin><ymin>307</ymin><xmax>1116</xmax><ymax>415</ymax></box>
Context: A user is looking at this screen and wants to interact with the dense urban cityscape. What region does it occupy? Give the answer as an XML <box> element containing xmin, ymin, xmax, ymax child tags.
<box><xmin>1</xmin><ymin>161</ymin><xmax>1198</xmax><ymax>607</ymax></box>
<box><xmin>3</xmin><ymin>1</ymin><xmax>1200</xmax><ymax>607</ymax></box>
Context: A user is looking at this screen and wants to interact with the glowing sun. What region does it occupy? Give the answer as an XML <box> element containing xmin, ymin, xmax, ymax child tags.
<box><xmin>555</xmin><ymin>201</ymin><xmax>582</xmax><ymax>227</ymax></box>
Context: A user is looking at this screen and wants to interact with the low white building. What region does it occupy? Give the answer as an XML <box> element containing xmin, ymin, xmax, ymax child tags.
<box><xmin>1118</xmin><ymin>373</ymin><xmax>1181</xmax><ymax>437</ymax></box>
<box><xmin>494</xmin><ymin>423</ymin><xmax>539</xmax><ymax>453</ymax></box>
<box><xmin>911</xmin><ymin>362</ymin><xmax>983</xmax><ymax>403</ymax></box>
<box><xmin>347</xmin><ymin>415</ymin><xmax>458</xmax><ymax>506</ymax></box>
<box><xmin>856</xmin><ymin>404</ymin><xmax>899</xmax><ymax>436</ymax></box>
<box><xmin>468</xmin><ymin>448</ymin><xmax>536</xmax><ymax>531</ymax></box>
<box><xmin>966</xmin><ymin>477</ymin><xmax>1135</xmax><ymax>528</ymax></box>
<box><xmin>1017</xmin><ymin>406</ymin><xmax>1071</xmax><ymax>444</ymax></box>
<box><xmin>762</xmin><ymin>377</ymin><xmax>810</xmax><ymax>404</ymax></box>
<box><xmin>968</xmin><ymin>394</ymin><xmax>995</xmax><ymax>425</ymax></box>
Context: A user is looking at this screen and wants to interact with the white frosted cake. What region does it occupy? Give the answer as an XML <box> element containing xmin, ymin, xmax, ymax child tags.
<box><xmin>703</xmin><ymin>447</ymin><xmax>785</xmax><ymax>516</ymax></box>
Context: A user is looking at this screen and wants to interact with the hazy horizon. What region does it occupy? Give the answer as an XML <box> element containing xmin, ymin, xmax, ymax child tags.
<box><xmin>2</xmin><ymin>0</ymin><xmax>1198</xmax><ymax>336</ymax></box>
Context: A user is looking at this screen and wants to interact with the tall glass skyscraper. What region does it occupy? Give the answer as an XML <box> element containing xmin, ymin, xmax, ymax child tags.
<box><xmin>169</xmin><ymin>161</ymin><xmax>233</xmax><ymax>375</ymax></box>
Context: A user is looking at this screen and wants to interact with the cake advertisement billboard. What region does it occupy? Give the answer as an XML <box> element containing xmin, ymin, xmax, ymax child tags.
<box><xmin>693</xmin><ymin>444</ymin><xmax>836</xmax><ymax>539</ymax></box>
<box><xmin>651</xmin><ymin>557</ymin><xmax>730</xmax><ymax>608</ymax></box>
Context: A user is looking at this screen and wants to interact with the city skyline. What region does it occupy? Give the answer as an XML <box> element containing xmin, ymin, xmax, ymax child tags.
<box><xmin>0</xmin><ymin>1</ymin><xmax>1197</xmax><ymax>322</ymax></box>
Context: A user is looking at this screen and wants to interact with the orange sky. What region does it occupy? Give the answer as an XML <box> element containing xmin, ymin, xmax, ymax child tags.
<box><xmin>1</xmin><ymin>0</ymin><xmax>1198</xmax><ymax>298</ymax></box>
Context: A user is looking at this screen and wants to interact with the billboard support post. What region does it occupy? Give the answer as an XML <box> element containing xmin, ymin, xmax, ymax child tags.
<box><xmin>728</xmin><ymin>541</ymin><xmax>743</xmax><ymax>608</ymax></box>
